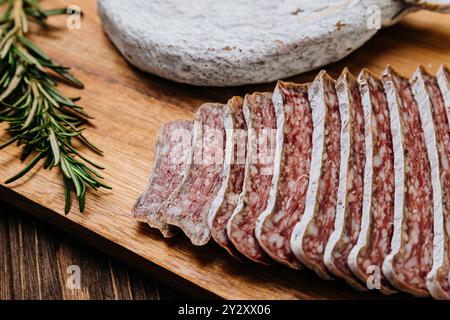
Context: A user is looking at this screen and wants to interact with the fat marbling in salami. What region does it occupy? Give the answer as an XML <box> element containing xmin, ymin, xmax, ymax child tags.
<box><xmin>255</xmin><ymin>81</ymin><xmax>313</xmax><ymax>269</ymax></box>
<box><xmin>227</xmin><ymin>92</ymin><xmax>281</xmax><ymax>264</ymax></box>
<box><xmin>290</xmin><ymin>71</ymin><xmax>341</xmax><ymax>279</ymax></box>
<box><xmin>163</xmin><ymin>103</ymin><xmax>233</xmax><ymax>246</ymax></box>
<box><xmin>381</xmin><ymin>66</ymin><xmax>434</xmax><ymax>297</ymax></box>
<box><xmin>324</xmin><ymin>69</ymin><xmax>366</xmax><ymax>290</ymax></box>
<box><xmin>347</xmin><ymin>69</ymin><xmax>397</xmax><ymax>295</ymax></box>
<box><xmin>132</xmin><ymin>120</ymin><xmax>193</xmax><ymax>238</ymax></box>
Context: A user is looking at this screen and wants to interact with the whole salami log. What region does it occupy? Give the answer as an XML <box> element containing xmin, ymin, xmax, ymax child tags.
<box><xmin>290</xmin><ymin>71</ymin><xmax>341</xmax><ymax>279</ymax></box>
<box><xmin>227</xmin><ymin>92</ymin><xmax>281</xmax><ymax>264</ymax></box>
<box><xmin>381</xmin><ymin>66</ymin><xmax>434</xmax><ymax>297</ymax></box>
<box><xmin>323</xmin><ymin>69</ymin><xmax>366</xmax><ymax>290</ymax></box>
<box><xmin>132</xmin><ymin>120</ymin><xmax>193</xmax><ymax>238</ymax></box>
<box><xmin>347</xmin><ymin>69</ymin><xmax>397</xmax><ymax>295</ymax></box>
<box><xmin>411</xmin><ymin>66</ymin><xmax>450</xmax><ymax>300</ymax></box>
<box><xmin>208</xmin><ymin>97</ymin><xmax>247</xmax><ymax>257</ymax></box>
<box><xmin>163</xmin><ymin>103</ymin><xmax>234</xmax><ymax>246</ymax></box>
<box><xmin>99</xmin><ymin>0</ymin><xmax>450</xmax><ymax>87</ymax></box>
<box><xmin>404</xmin><ymin>0</ymin><xmax>450</xmax><ymax>12</ymax></box>
<box><xmin>255</xmin><ymin>81</ymin><xmax>313</xmax><ymax>270</ymax></box>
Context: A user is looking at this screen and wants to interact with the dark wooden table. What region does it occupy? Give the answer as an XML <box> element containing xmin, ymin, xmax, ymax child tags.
<box><xmin>0</xmin><ymin>201</ymin><xmax>183</xmax><ymax>300</ymax></box>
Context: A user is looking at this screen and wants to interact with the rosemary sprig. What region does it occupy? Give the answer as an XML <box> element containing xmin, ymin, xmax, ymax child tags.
<box><xmin>0</xmin><ymin>0</ymin><xmax>111</xmax><ymax>214</ymax></box>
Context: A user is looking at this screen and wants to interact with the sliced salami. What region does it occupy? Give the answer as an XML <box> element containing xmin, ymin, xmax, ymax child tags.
<box><xmin>132</xmin><ymin>120</ymin><xmax>193</xmax><ymax>238</ymax></box>
<box><xmin>323</xmin><ymin>69</ymin><xmax>366</xmax><ymax>290</ymax></box>
<box><xmin>255</xmin><ymin>81</ymin><xmax>313</xmax><ymax>270</ymax></box>
<box><xmin>347</xmin><ymin>69</ymin><xmax>397</xmax><ymax>295</ymax></box>
<box><xmin>432</xmin><ymin>64</ymin><xmax>450</xmax><ymax>301</ymax></box>
<box><xmin>381</xmin><ymin>66</ymin><xmax>434</xmax><ymax>297</ymax></box>
<box><xmin>227</xmin><ymin>92</ymin><xmax>281</xmax><ymax>264</ymax></box>
<box><xmin>290</xmin><ymin>71</ymin><xmax>341</xmax><ymax>279</ymax></box>
<box><xmin>208</xmin><ymin>96</ymin><xmax>247</xmax><ymax>257</ymax></box>
<box><xmin>163</xmin><ymin>103</ymin><xmax>233</xmax><ymax>246</ymax></box>
<box><xmin>411</xmin><ymin>66</ymin><xmax>450</xmax><ymax>300</ymax></box>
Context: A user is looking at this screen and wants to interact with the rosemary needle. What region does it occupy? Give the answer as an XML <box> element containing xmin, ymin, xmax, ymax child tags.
<box><xmin>0</xmin><ymin>0</ymin><xmax>111</xmax><ymax>214</ymax></box>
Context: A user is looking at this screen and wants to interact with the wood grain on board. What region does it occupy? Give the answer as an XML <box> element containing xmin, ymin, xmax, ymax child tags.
<box><xmin>0</xmin><ymin>202</ymin><xmax>182</xmax><ymax>300</ymax></box>
<box><xmin>1</xmin><ymin>0</ymin><xmax>449</xmax><ymax>299</ymax></box>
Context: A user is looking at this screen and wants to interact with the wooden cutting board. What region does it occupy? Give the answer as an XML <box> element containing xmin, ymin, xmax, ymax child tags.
<box><xmin>1</xmin><ymin>0</ymin><xmax>449</xmax><ymax>299</ymax></box>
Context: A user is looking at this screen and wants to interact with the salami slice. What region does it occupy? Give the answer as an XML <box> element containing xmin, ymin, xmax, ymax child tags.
<box><xmin>227</xmin><ymin>92</ymin><xmax>281</xmax><ymax>264</ymax></box>
<box><xmin>381</xmin><ymin>66</ymin><xmax>434</xmax><ymax>297</ymax></box>
<box><xmin>323</xmin><ymin>69</ymin><xmax>366</xmax><ymax>290</ymax></box>
<box><xmin>132</xmin><ymin>120</ymin><xmax>193</xmax><ymax>238</ymax></box>
<box><xmin>432</xmin><ymin>64</ymin><xmax>450</xmax><ymax>301</ymax></box>
<box><xmin>290</xmin><ymin>71</ymin><xmax>341</xmax><ymax>279</ymax></box>
<box><xmin>255</xmin><ymin>81</ymin><xmax>313</xmax><ymax>270</ymax></box>
<box><xmin>208</xmin><ymin>97</ymin><xmax>247</xmax><ymax>257</ymax></box>
<box><xmin>163</xmin><ymin>103</ymin><xmax>233</xmax><ymax>246</ymax></box>
<box><xmin>347</xmin><ymin>69</ymin><xmax>397</xmax><ymax>295</ymax></box>
<box><xmin>411</xmin><ymin>66</ymin><xmax>450</xmax><ymax>300</ymax></box>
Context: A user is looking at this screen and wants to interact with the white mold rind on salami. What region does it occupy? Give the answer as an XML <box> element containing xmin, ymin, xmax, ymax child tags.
<box><xmin>290</xmin><ymin>71</ymin><xmax>341</xmax><ymax>280</ymax></box>
<box><xmin>208</xmin><ymin>97</ymin><xmax>247</xmax><ymax>258</ymax></box>
<box><xmin>227</xmin><ymin>92</ymin><xmax>280</xmax><ymax>264</ymax></box>
<box><xmin>163</xmin><ymin>103</ymin><xmax>233</xmax><ymax>246</ymax></box>
<box><xmin>132</xmin><ymin>120</ymin><xmax>193</xmax><ymax>238</ymax></box>
<box><xmin>412</xmin><ymin>66</ymin><xmax>450</xmax><ymax>300</ymax></box>
<box><xmin>324</xmin><ymin>69</ymin><xmax>366</xmax><ymax>290</ymax></box>
<box><xmin>381</xmin><ymin>66</ymin><xmax>434</xmax><ymax>297</ymax></box>
<box><xmin>347</xmin><ymin>69</ymin><xmax>397</xmax><ymax>295</ymax></box>
<box><xmin>437</xmin><ymin>65</ymin><xmax>450</xmax><ymax>108</ymax></box>
<box><xmin>255</xmin><ymin>81</ymin><xmax>313</xmax><ymax>270</ymax></box>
